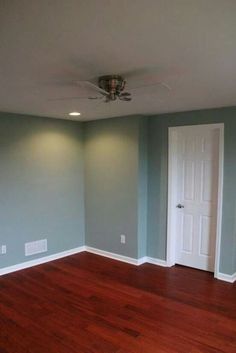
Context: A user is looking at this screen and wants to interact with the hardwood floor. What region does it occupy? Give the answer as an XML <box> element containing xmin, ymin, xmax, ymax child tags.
<box><xmin>0</xmin><ymin>252</ymin><xmax>236</xmax><ymax>353</ymax></box>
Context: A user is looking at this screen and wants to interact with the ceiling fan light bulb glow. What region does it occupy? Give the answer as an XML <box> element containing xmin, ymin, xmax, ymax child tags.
<box><xmin>69</xmin><ymin>112</ymin><xmax>81</xmax><ymax>116</ymax></box>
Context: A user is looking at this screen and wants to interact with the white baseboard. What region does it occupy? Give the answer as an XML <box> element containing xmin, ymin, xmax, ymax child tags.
<box><xmin>216</xmin><ymin>272</ymin><xmax>236</xmax><ymax>283</ymax></box>
<box><xmin>0</xmin><ymin>246</ymin><xmax>86</xmax><ymax>276</ymax></box>
<box><xmin>1</xmin><ymin>245</ymin><xmax>234</xmax><ymax>284</ymax></box>
<box><xmin>85</xmin><ymin>246</ymin><xmax>145</xmax><ymax>265</ymax></box>
<box><xmin>137</xmin><ymin>256</ymin><xmax>147</xmax><ymax>265</ymax></box>
<box><xmin>85</xmin><ymin>247</ymin><xmax>168</xmax><ymax>267</ymax></box>
<box><xmin>0</xmin><ymin>245</ymin><xmax>167</xmax><ymax>276</ymax></box>
<box><xmin>146</xmin><ymin>256</ymin><xmax>169</xmax><ymax>267</ymax></box>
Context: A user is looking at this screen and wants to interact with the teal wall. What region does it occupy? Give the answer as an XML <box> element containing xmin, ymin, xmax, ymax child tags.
<box><xmin>137</xmin><ymin>118</ymin><xmax>148</xmax><ymax>258</ymax></box>
<box><xmin>1</xmin><ymin>107</ymin><xmax>236</xmax><ymax>276</ymax></box>
<box><xmin>147</xmin><ymin>107</ymin><xmax>236</xmax><ymax>275</ymax></box>
<box><xmin>84</xmin><ymin>116</ymin><xmax>142</xmax><ymax>258</ymax></box>
<box><xmin>0</xmin><ymin>113</ymin><xmax>85</xmax><ymax>268</ymax></box>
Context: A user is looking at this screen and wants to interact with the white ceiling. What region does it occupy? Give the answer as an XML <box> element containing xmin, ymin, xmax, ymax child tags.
<box><xmin>0</xmin><ymin>0</ymin><xmax>236</xmax><ymax>121</ymax></box>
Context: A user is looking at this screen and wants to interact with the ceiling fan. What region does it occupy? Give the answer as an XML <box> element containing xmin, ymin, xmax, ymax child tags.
<box><xmin>49</xmin><ymin>69</ymin><xmax>171</xmax><ymax>103</ymax></box>
<box><xmin>77</xmin><ymin>75</ymin><xmax>132</xmax><ymax>103</ymax></box>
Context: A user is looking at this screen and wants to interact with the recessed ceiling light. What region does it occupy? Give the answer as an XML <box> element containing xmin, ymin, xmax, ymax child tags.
<box><xmin>69</xmin><ymin>112</ymin><xmax>81</xmax><ymax>116</ymax></box>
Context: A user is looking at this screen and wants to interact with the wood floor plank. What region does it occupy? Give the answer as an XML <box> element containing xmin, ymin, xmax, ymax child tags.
<box><xmin>0</xmin><ymin>252</ymin><xmax>235</xmax><ymax>353</ymax></box>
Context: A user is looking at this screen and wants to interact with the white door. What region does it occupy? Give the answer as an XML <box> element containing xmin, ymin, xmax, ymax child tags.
<box><xmin>175</xmin><ymin>125</ymin><xmax>220</xmax><ymax>272</ymax></box>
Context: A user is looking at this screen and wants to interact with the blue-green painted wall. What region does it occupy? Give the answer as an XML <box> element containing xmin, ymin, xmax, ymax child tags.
<box><xmin>147</xmin><ymin>107</ymin><xmax>236</xmax><ymax>275</ymax></box>
<box><xmin>0</xmin><ymin>113</ymin><xmax>85</xmax><ymax>268</ymax></box>
<box><xmin>84</xmin><ymin>116</ymin><xmax>141</xmax><ymax>258</ymax></box>
<box><xmin>137</xmin><ymin>118</ymin><xmax>148</xmax><ymax>258</ymax></box>
<box><xmin>1</xmin><ymin>107</ymin><xmax>236</xmax><ymax>276</ymax></box>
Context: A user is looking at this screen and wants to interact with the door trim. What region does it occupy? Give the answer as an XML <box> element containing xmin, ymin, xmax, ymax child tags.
<box><xmin>166</xmin><ymin>124</ymin><xmax>224</xmax><ymax>279</ymax></box>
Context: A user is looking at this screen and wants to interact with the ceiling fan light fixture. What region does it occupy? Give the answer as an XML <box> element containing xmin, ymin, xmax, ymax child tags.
<box><xmin>69</xmin><ymin>111</ymin><xmax>81</xmax><ymax>116</ymax></box>
<box><xmin>99</xmin><ymin>75</ymin><xmax>126</xmax><ymax>94</ymax></box>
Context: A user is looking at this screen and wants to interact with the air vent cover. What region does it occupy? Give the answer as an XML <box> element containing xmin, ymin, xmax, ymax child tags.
<box><xmin>25</xmin><ymin>239</ymin><xmax>47</xmax><ymax>256</ymax></box>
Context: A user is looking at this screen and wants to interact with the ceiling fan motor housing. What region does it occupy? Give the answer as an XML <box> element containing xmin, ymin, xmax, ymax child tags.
<box><xmin>98</xmin><ymin>75</ymin><xmax>126</xmax><ymax>100</ymax></box>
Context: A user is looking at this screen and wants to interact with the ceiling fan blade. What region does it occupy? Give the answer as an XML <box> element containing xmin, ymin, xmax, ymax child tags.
<box><xmin>122</xmin><ymin>66</ymin><xmax>181</xmax><ymax>82</ymax></box>
<box><xmin>76</xmin><ymin>80</ymin><xmax>109</xmax><ymax>96</ymax></box>
<box><xmin>119</xmin><ymin>96</ymin><xmax>132</xmax><ymax>101</ymax></box>
<box><xmin>159</xmin><ymin>82</ymin><xmax>172</xmax><ymax>91</ymax></box>
<box><xmin>128</xmin><ymin>81</ymin><xmax>171</xmax><ymax>92</ymax></box>
<box><xmin>88</xmin><ymin>96</ymin><xmax>104</xmax><ymax>100</ymax></box>
<box><xmin>48</xmin><ymin>96</ymin><xmax>103</xmax><ymax>101</ymax></box>
<box><xmin>119</xmin><ymin>92</ymin><xmax>131</xmax><ymax>97</ymax></box>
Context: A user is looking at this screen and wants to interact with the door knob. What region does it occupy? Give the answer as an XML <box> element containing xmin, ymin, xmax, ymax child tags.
<box><xmin>176</xmin><ymin>204</ymin><xmax>184</xmax><ymax>208</ymax></box>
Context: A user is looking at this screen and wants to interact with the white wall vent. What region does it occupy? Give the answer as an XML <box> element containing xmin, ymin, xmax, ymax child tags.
<box><xmin>25</xmin><ymin>239</ymin><xmax>47</xmax><ymax>256</ymax></box>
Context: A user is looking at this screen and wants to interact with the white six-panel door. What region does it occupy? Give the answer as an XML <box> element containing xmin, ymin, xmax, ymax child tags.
<box><xmin>175</xmin><ymin>125</ymin><xmax>220</xmax><ymax>272</ymax></box>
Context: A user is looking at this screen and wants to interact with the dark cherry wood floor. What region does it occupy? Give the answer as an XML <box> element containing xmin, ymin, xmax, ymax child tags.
<box><xmin>0</xmin><ymin>252</ymin><xmax>236</xmax><ymax>353</ymax></box>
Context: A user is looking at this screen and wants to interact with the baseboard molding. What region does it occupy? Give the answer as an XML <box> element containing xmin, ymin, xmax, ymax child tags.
<box><xmin>85</xmin><ymin>247</ymin><xmax>168</xmax><ymax>267</ymax></box>
<box><xmin>0</xmin><ymin>246</ymin><xmax>86</xmax><ymax>276</ymax></box>
<box><xmin>146</xmin><ymin>256</ymin><xmax>169</xmax><ymax>267</ymax></box>
<box><xmin>0</xmin><ymin>246</ymin><xmax>167</xmax><ymax>276</ymax></box>
<box><xmin>216</xmin><ymin>272</ymin><xmax>236</xmax><ymax>283</ymax></box>
<box><xmin>2</xmin><ymin>245</ymin><xmax>233</xmax><ymax>284</ymax></box>
<box><xmin>85</xmin><ymin>246</ymin><xmax>145</xmax><ymax>266</ymax></box>
<box><xmin>137</xmin><ymin>256</ymin><xmax>147</xmax><ymax>265</ymax></box>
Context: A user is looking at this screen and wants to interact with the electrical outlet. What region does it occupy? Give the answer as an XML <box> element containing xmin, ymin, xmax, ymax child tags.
<box><xmin>1</xmin><ymin>245</ymin><xmax>7</xmax><ymax>254</ymax></box>
<box><xmin>120</xmin><ymin>234</ymin><xmax>126</xmax><ymax>244</ymax></box>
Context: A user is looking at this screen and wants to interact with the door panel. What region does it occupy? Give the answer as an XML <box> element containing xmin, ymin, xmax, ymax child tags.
<box><xmin>199</xmin><ymin>215</ymin><xmax>212</xmax><ymax>256</ymax></box>
<box><xmin>175</xmin><ymin>126</ymin><xmax>219</xmax><ymax>272</ymax></box>
<box><xmin>181</xmin><ymin>213</ymin><xmax>194</xmax><ymax>253</ymax></box>
<box><xmin>183</xmin><ymin>160</ymin><xmax>195</xmax><ymax>200</ymax></box>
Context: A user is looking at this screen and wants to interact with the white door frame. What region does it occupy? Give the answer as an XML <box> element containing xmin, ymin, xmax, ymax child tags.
<box><xmin>166</xmin><ymin>123</ymin><xmax>224</xmax><ymax>279</ymax></box>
